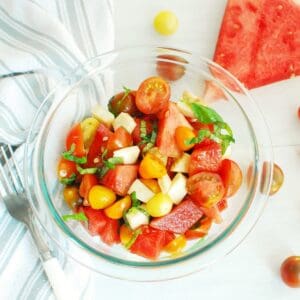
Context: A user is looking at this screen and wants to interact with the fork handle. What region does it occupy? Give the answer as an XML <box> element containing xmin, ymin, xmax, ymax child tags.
<box><xmin>43</xmin><ymin>257</ymin><xmax>77</xmax><ymax>300</ymax></box>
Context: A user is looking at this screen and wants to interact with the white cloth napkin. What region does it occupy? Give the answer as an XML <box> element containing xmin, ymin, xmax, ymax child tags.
<box><xmin>0</xmin><ymin>1</ymin><xmax>114</xmax><ymax>299</ymax></box>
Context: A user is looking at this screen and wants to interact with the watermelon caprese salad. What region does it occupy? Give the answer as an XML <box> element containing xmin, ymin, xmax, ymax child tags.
<box><xmin>57</xmin><ymin>76</ymin><xmax>243</xmax><ymax>260</ymax></box>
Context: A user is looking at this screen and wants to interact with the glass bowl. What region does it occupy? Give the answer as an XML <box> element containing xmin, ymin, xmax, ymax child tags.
<box><xmin>24</xmin><ymin>46</ymin><xmax>273</xmax><ymax>281</ymax></box>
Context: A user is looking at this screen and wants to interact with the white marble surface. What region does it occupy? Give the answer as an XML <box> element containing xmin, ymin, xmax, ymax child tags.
<box><xmin>87</xmin><ymin>1</ymin><xmax>300</xmax><ymax>299</ymax></box>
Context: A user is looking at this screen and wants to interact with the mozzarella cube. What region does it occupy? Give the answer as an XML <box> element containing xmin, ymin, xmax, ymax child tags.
<box><xmin>176</xmin><ymin>101</ymin><xmax>195</xmax><ymax>118</ymax></box>
<box><xmin>113</xmin><ymin>146</ymin><xmax>140</xmax><ymax>164</ymax></box>
<box><xmin>125</xmin><ymin>207</ymin><xmax>149</xmax><ymax>230</ymax></box>
<box><xmin>158</xmin><ymin>174</ymin><xmax>172</xmax><ymax>194</ymax></box>
<box><xmin>128</xmin><ymin>179</ymin><xmax>154</xmax><ymax>203</ymax></box>
<box><xmin>167</xmin><ymin>173</ymin><xmax>187</xmax><ymax>205</ymax></box>
<box><xmin>170</xmin><ymin>153</ymin><xmax>191</xmax><ymax>173</ymax></box>
<box><xmin>92</xmin><ymin>104</ymin><xmax>115</xmax><ymax>126</ymax></box>
<box><xmin>112</xmin><ymin>112</ymin><xmax>136</xmax><ymax>134</ymax></box>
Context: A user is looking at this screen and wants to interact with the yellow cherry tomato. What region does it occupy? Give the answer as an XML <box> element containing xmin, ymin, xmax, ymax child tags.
<box><xmin>80</xmin><ymin>117</ymin><xmax>100</xmax><ymax>149</ymax></box>
<box><xmin>139</xmin><ymin>153</ymin><xmax>167</xmax><ymax>179</ymax></box>
<box><xmin>88</xmin><ymin>185</ymin><xmax>116</xmax><ymax>209</ymax></box>
<box><xmin>175</xmin><ymin>126</ymin><xmax>196</xmax><ymax>151</ymax></box>
<box><xmin>120</xmin><ymin>224</ymin><xmax>134</xmax><ymax>246</ymax></box>
<box><xmin>104</xmin><ymin>195</ymin><xmax>131</xmax><ymax>219</ymax></box>
<box><xmin>146</xmin><ymin>193</ymin><xmax>173</xmax><ymax>217</ymax></box>
<box><xmin>140</xmin><ymin>179</ymin><xmax>161</xmax><ymax>193</ymax></box>
<box><xmin>153</xmin><ymin>11</ymin><xmax>178</xmax><ymax>36</ymax></box>
<box><xmin>164</xmin><ymin>235</ymin><xmax>187</xmax><ymax>254</ymax></box>
<box><xmin>63</xmin><ymin>186</ymin><xmax>80</xmax><ymax>208</ymax></box>
<box><xmin>270</xmin><ymin>163</ymin><xmax>284</xmax><ymax>195</ymax></box>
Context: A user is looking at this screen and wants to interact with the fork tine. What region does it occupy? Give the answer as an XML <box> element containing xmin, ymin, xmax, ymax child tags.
<box><xmin>0</xmin><ymin>145</ymin><xmax>23</xmax><ymax>194</ymax></box>
<box><xmin>7</xmin><ymin>145</ymin><xmax>24</xmax><ymax>188</ymax></box>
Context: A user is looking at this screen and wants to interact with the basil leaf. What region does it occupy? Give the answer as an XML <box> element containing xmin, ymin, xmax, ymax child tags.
<box><xmin>190</xmin><ymin>102</ymin><xmax>223</xmax><ymax>124</ymax></box>
<box><xmin>131</xmin><ymin>191</ymin><xmax>141</xmax><ymax>207</ymax></box>
<box><xmin>140</xmin><ymin>120</ymin><xmax>147</xmax><ymax>139</ymax></box>
<box><xmin>99</xmin><ymin>156</ymin><xmax>124</xmax><ymax>178</ymax></box>
<box><xmin>62</xmin><ymin>143</ymin><xmax>87</xmax><ymax>164</ymax></box>
<box><xmin>62</xmin><ymin>212</ymin><xmax>88</xmax><ymax>222</ymax></box>
<box><xmin>76</xmin><ymin>165</ymin><xmax>98</xmax><ymax>175</ymax></box>
<box><xmin>60</xmin><ymin>173</ymin><xmax>76</xmax><ymax>185</ymax></box>
<box><xmin>185</xmin><ymin>129</ymin><xmax>211</xmax><ymax>146</ymax></box>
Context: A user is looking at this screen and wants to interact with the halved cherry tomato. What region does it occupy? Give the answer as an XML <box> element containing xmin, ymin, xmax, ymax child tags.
<box><xmin>270</xmin><ymin>163</ymin><xmax>284</xmax><ymax>196</ymax></box>
<box><xmin>185</xmin><ymin>217</ymin><xmax>212</xmax><ymax>240</ymax></box>
<box><xmin>200</xmin><ymin>205</ymin><xmax>223</xmax><ymax>224</ymax></box>
<box><xmin>66</xmin><ymin>123</ymin><xmax>85</xmax><ymax>157</ymax></box>
<box><xmin>156</xmin><ymin>54</ymin><xmax>186</xmax><ymax>81</ymax></box>
<box><xmin>187</xmin><ymin>172</ymin><xmax>225</xmax><ymax>208</ymax></box>
<box><xmin>140</xmin><ymin>179</ymin><xmax>161</xmax><ymax>193</ymax></box>
<box><xmin>79</xmin><ymin>174</ymin><xmax>98</xmax><ymax>199</ymax></box>
<box><xmin>57</xmin><ymin>158</ymin><xmax>77</xmax><ymax>180</ymax></box>
<box><xmin>86</xmin><ymin>123</ymin><xmax>112</xmax><ymax>167</ymax></box>
<box><xmin>108</xmin><ymin>90</ymin><xmax>140</xmax><ymax>116</ymax></box>
<box><xmin>107</xmin><ymin>127</ymin><xmax>133</xmax><ymax>152</ymax></box>
<box><xmin>164</xmin><ymin>235</ymin><xmax>186</xmax><ymax>254</ymax></box>
<box><xmin>188</xmin><ymin>140</ymin><xmax>222</xmax><ymax>176</ymax></box>
<box><xmin>280</xmin><ymin>256</ymin><xmax>300</xmax><ymax>288</ymax></box>
<box><xmin>175</xmin><ymin>126</ymin><xmax>196</xmax><ymax>151</ymax></box>
<box><xmin>139</xmin><ymin>153</ymin><xmax>167</xmax><ymax>179</ymax></box>
<box><xmin>219</xmin><ymin>159</ymin><xmax>243</xmax><ymax>197</ymax></box>
<box><xmin>135</xmin><ymin>77</ymin><xmax>170</xmax><ymax>114</ymax></box>
<box><xmin>104</xmin><ymin>195</ymin><xmax>132</xmax><ymax>219</ymax></box>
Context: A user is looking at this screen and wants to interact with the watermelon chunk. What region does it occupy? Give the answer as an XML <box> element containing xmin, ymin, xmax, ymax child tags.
<box><xmin>101</xmin><ymin>165</ymin><xmax>138</xmax><ymax>196</ymax></box>
<box><xmin>212</xmin><ymin>0</ymin><xmax>300</xmax><ymax>91</ymax></box>
<box><xmin>150</xmin><ymin>199</ymin><xmax>203</xmax><ymax>234</ymax></box>
<box><xmin>156</xmin><ymin>102</ymin><xmax>192</xmax><ymax>158</ymax></box>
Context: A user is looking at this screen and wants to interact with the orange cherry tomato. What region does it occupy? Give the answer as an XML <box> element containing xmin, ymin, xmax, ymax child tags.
<box><xmin>139</xmin><ymin>153</ymin><xmax>167</xmax><ymax>179</ymax></box>
<box><xmin>156</xmin><ymin>54</ymin><xmax>187</xmax><ymax>81</ymax></box>
<box><xmin>120</xmin><ymin>224</ymin><xmax>134</xmax><ymax>246</ymax></box>
<box><xmin>104</xmin><ymin>195</ymin><xmax>132</xmax><ymax>219</ymax></box>
<box><xmin>175</xmin><ymin>126</ymin><xmax>196</xmax><ymax>151</ymax></box>
<box><xmin>280</xmin><ymin>256</ymin><xmax>300</xmax><ymax>288</ymax></box>
<box><xmin>164</xmin><ymin>235</ymin><xmax>186</xmax><ymax>254</ymax></box>
<box><xmin>140</xmin><ymin>179</ymin><xmax>161</xmax><ymax>193</ymax></box>
<box><xmin>135</xmin><ymin>77</ymin><xmax>170</xmax><ymax>114</ymax></box>
<box><xmin>57</xmin><ymin>158</ymin><xmax>77</xmax><ymax>181</ymax></box>
<box><xmin>65</xmin><ymin>123</ymin><xmax>86</xmax><ymax>157</ymax></box>
<box><xmin>219</xmin><ymin>159</ymin><xmax>243</xmax><ymax>197</ymax></box>
<box><xmin>63</xmin><ymin>186</ymin><xmax>80</xmax><ymax>208</ymax></box>
<box><xmin>185</xmin><ymin>217</ymin><xmax>213</xmax><ymax>240</ymax></box>
<box><xmin>107</xmin><ymin>127</ymin><xmax>133</xmax><ymax>152</ymax></box>
<box><xmin>79</xmin><ymin>174</ymin><xmax>98</xmax><ymax>199</ymax></box>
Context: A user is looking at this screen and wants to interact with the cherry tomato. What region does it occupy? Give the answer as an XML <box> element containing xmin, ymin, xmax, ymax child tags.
<box><xmin>120</xmin><ymin>224</ymin><xmax>134</xmax><ymax>246</ymax></box>
<box><xmin>270</xmin><ymin>163</ymin><xmax>284</xmax><ymax>196</ymax></box>
<box><xmin>140</xmin><ymin>179</ymin><xmax>161</xmax><ymax>193</ymax></box>
<box><xmin>175</xmin><ymin>126</ymin><xmax>196</xmax><ymax>151</ymax></box>
<box><xmin>280</xmin><ymin>256</ymin><xmax>300</xmax><ymax>288</ymax></box>
<box><xmin>65</xmin><ymin>123</ymin><xmax>85</xmax><ymax>157</ymax></box>
<box><xmin>57</xmin><ymin>158</ymin><xmax>77</xmax><ymax>181</ymax></box>
<box><xmin>156</xmin><ymin>55</ymin><xmax>186</xmax><ymax>81</ymax></box>
<box><xmin>219</xmin><ymin>159</ymin><xmax>243</xmax><ymax>197</ymax></box>
<box><xmin>63</xmin><ymin>186</ymin><xmax>80</xmax><ymax>208</ymax></box>
<box><xmin>185</xmin><ymin>217</ymin><xmax>212</xmax><ymax>240</ymax></box>
<box><xmin>139</xmin><ymin>153</ymin><xmax>167</xmax><ymax>179</ymax></box>
<box><xmin>153</xmin><ymin>11</ymin><xmax>178</xmax><ymax>36</ymax></box>
<box><xmin>79</xmin><ymin>174</ymin><xmax>98</xmax><ymax>199</ymax></box>
<box><xmin>135</xmin><ymin>77</ymin><xmax>170</xmax><ymax>115</ymax></box>
<box><xmin>164</xmin><ymin>235</ymin><xmax>186</xmax><ymax>254</ymax></box>
<box><xmin>104</xmin><ymin>195</ymin><xmax>131</xmax><ymax>219</ymax></box>
<box><xmin>107</xmin><ymin>126</ymin><xmax>133</xmax><ymax>152</ymax></box>
<box><xmin>187</xmin><ymin>171</ymin><xmax>225</xmax><ymax>208</ymax></box>
<box><xmin>108</xmin><ymin>90</ymin><xmax>140</xmax><ymax>116</ymax></box>
<box><xmin>88</xmin><ymin>185</ymin><xmax>116</xmax><ymax>209</ymax></box>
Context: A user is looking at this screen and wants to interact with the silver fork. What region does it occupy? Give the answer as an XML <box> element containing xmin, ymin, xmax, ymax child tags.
<box><xmin>0</xmin><ymin>145</ymin><xmax>76</xmax><ymax>300</ymax></box>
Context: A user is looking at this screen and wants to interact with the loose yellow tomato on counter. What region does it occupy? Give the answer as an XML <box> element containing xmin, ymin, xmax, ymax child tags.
<box><xmin>175</xmin><ymin>126</ymin><xmax>196</xmax><ymax>151</ymax></box>
<box><xmin>63</xmin><ymin>186</ymin><xmax>80</xmax><ymax>208</ymax></box>
<box><xmin>139</xmin><ymin>153</ymin><xmax>167</xmax><ymax>179</ymax></box>
<box><xmin>140</xmin><ymin>179</ymin><xmax>161</xmax><ymax>193</ymax></box>
<box><xmin>153</xmin><ymin>11</ymin><xmax>178</xmax><ymax>36</ymax></box>
<box><xmin>146</xmin><ymin>193</ymin><xmax>173</xmax><ymax>217</ymax></box>
<box><xmin>104</xmin><ymin>195</ymin><xmax>132</xmax><ymax>219</ymax></box>
<box><xmin>164</xmin><ymin>235</ymin><xmax>186</xmax><ymax>254</ymax></box>
<box><xmin>120</xmin><ymin>224</ymin><xmax>134</xmax><ymax>246</ymax></box>
<box><xmin>88</xmin><ymin>185</ymin><xmax>116</xmax><ymax>209</ymax></box>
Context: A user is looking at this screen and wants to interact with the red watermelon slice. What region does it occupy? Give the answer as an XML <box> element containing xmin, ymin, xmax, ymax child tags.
<box><xmin>209</xmin><ymin>0</ymin><xmax>300</xmax><ymax>97</ymax></box>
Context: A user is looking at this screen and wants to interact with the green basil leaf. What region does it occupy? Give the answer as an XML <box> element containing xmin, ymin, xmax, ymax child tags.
<box><xmin>131</xmin><ymin>191</ymin><xmax>141</xmax><ymax>207</ymax></box>
<box><xmin>140</xmin><ymin>120</ymin><xmax>147</xmax><ymax>139</ymax></box>
<box><xmin>190</xmin><ymin>102</ymin><xmax>223</xmax><ymax>124</ymax></box>
<box><xmin>60</xmin><ymin>173</ymin><xmax>77</xmax><ymax>185</ymax></box>
<box><xmin>62</xmin><ymin>143</ymin><xmax>87</xmax><ymax>164</ymax></box>
<box><xmin>62</xmin><ymin>212</ymin><xmax>88</xmax><ymax>222</ymax></box>
<box><xmin>76</xmin><ymin>165</ymin><xmax>98</xmax><ymax>175</ymax></box>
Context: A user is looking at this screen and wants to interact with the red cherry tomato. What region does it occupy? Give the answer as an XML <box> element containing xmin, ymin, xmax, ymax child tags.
<box><xmin>280</xmin><ymin>256</ymin><xmax>300</xmax><ymax>288</ymax></box>
<box><xmin>135</xmin><ymin>77</ymin><xmax>170</xmax><ymax>114</ymax></box>
<box><xmin>187</xmin><ymin>171</ymin><xmax>225</xmax><ymax>208</ymax></box>
<box><xmin>156</xmin><ymin>54</ymin><xmax>187</xmax><ymax>81</ymax></box>
<box><xmin>219</xmin><ymin>159</ymin><xmax>243</xmax><ymax>197</ymax></box>
<box><xmin>107</xmin><ymin>127</ymin><xmax>133</xmax><ymax>152</ymax></box>
<box><xmin>66</xmin><ymin>123</ymin><xmax>85</xmax><ymax>157</ymax></box>
<box><xmin>79</xmin><ymin>174</ymin><xmax>98</xmax><ymax>199</ymax></box>
<box><xmin>57</xmin><ymin>158</ymin><xmax>77</xmax><ymax>180</ymax></box>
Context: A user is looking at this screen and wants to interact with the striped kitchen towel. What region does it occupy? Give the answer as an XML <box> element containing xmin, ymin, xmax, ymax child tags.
<box><xmin>0</xmin><ymin>0</ymin><xmax>114</xmax><ymax>299</ymax></box>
